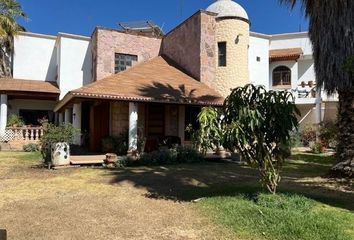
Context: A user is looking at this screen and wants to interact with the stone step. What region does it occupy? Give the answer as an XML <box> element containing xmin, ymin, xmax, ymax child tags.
<box><xmin>70</xmin><ymin>155</ymin><xmax>105</xmax><ymax>165</ymax></box>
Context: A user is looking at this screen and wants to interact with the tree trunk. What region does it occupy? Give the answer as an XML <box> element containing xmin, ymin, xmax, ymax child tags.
<box><xmin>331</xmin><ymin>90</ymin><xmax>354</xmax><ymax>177</ymax></box>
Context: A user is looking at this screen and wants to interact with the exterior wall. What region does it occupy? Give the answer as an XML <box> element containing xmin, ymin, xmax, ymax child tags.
<box><xmin>110</xmin><ymin>102</ymin><xmax>129</xmax><ymax>136</ymax></box>
<box><xmin>270</xmin><ymin>33</ymin><xmax>313</xmax><ymax>56</ymax></box>
<box><xmin>161</xmin><ymin>11</ymin><xmax>216</xmax><ymax>86</ymax></box>
<box><xmin>8</xmin><ymin>99</ymin><xmax>56</xmax><ymax>116</ymax></box>
<box><xmin>215</xmin><ymin>19</ymin><xmax>250</xmax><ymax>97</ymax></box>
<box><xmin>249</xmin><ymin>35</ymin><xmax>270</xmax><ymax>89</ymax></box>
<box><xmin>94</xmin><ymin>28</ymin><xmax>162</xmax><ymax>81</ymax></box>
<box><xmin>298</xmin><ymin>59</ymin><xmax>315</xmax><ymax>85</ymax></box>
<box><xmin>58</xmin><ymin>34</ymin><xmax>92</xmax><ymax>99</ymax></box>
<box><xmin>13</xmin><ymin>33</ymin><xmax>57</xmax><ymax>81</ymax></box>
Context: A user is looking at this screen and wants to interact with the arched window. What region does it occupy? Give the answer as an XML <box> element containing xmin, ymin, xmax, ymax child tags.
<box><xmin>272</xmin><ymin>66</ymin><xmax>291</xmax><ymax>87</ymax></box>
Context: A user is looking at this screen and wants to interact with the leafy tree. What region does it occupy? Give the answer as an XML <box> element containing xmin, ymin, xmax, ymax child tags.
<box><xmin>195</xmin><ymin>85</ymin><xmax>299</xmax><ymax>194</ymax></box>
<box><xmin>278</xmin><ymin>1</ymin><xmax>354</xmax><ymax>177</ymax></box>
<box><xmin>0</xmin><ymin>0</ymin><xmax>26</xmax><ymax>77</ymax></box>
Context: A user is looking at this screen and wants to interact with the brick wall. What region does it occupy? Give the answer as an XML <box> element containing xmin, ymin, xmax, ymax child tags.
<box><xmin>161</xmin><ymin>11</ymin><xmax>217</xmax><ymax>85</ymax></box>
<box><xmin>93</xmin><ymin>28</ymin><xmax>162</xmax><ymax>81</ymax></box>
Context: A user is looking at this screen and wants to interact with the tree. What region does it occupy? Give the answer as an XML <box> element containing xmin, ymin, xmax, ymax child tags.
<box><xmin>0</xmin><ymin>0</ymin><xmax>26</xmax><ymax>77</ymax></box>
<box><xmin>278</xmin><ymin>1</ymin><xmax>354</xmax><ymax>177</ymax></box>
<box><xmin>194</xmin><ymin>85</ymin><xmax>299</xmax><ymax>194</ymax></box>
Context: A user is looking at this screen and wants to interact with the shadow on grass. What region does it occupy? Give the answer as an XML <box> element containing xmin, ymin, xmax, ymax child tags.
<box><xmin>103</xmin><ymin>157</ymin><xmax>354</xmax><ymax>211</ymax></box>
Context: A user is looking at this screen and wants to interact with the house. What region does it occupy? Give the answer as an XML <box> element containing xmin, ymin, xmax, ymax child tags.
<box><xmin>0</xmin><ymin>0</ymin><xmax>337</xmax><ymax>152</ymax></box>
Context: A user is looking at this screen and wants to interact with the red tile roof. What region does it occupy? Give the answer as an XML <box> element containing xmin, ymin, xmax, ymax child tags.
<box><xmin>0</xmin><ymin>78</ymin><xmax>60</xmax><ymax>94</ymax></box>
<box><xmin>269</xmin><ymin>48</ymin><xmax>303</xmax><ymax>62</ymax></box>
<box><xmin>56</xmin><ymin>56</ymin><xmax>223</xmax><ymax>111</ymax></box>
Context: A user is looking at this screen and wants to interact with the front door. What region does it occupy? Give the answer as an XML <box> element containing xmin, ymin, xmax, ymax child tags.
<box><xmin>90</xmin><ymin>102</ymin><xmax>110</xmax><ymax>152</ymax></box>
<box><xmin>146</xmin><ymin>104</ymin><xmax>165</xmax><ymax>138</ymax></box>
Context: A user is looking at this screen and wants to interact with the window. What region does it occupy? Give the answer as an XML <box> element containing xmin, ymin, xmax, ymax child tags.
<box><xmin>256</xmin><ymin>56</ymin><xmax>261</xmax><ymax>62</ymax></box>
<box><xmin>218</xmin><ymin>42</ymin><xmax>227</xmax><ymax>67</ymax></box>
<box><xmin>114</xmin><ymin>53</ymin><xmax>138</xmax><ymax>73</ymax></box>
<box><xmin>272</xmin><ymin>66</ymin><xmax>291</xmax><ymax>86</ymax></box>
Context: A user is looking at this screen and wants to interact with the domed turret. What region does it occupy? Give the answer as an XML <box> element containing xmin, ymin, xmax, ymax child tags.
<box><xmin>206</xmin><ymin>0</ymin><xmax>249</xmax><ymax>21</ymax></box>
<box><xmin>206</xmin><ymin>0</ymin><xmax>250</xmax><ymax>97</ymax></box>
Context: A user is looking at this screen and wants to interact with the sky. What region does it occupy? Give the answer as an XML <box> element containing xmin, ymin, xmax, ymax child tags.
<box><xmin>17</xmin><ymin>0</ymin><xmax>308</xmax><ymax>37</ymax></box>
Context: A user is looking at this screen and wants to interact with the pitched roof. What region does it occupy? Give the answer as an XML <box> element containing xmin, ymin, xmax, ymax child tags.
<box><xmin>269</xmin><ymin>48</ymin><xmax>303</xmax><ymax>62</ymax></box>
<box><xmin>56</xmin><ymin>56</ymin><xmax>223</xmax><ymax>111</ymax></box>
<box><xmin>0</xmin><ymin>78</ymin><xmax>60</xmax><ymax>94</ymax></box>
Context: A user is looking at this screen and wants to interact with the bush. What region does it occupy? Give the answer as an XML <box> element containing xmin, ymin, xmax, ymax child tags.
<box><xmin>300</xmin><ymin>125</ymin><xmax>317</xmax><ymax>147</ymax></box>
<box><xmin>290</xmin><ymin>130</ymin><xmax>302</xmax><ymax>148</ymax></box>
<box><xmin>7</xmin><ymin>114</ymin><xmax>24</xmax><ymax>127</ymax></box>
<box><xmin>319</xmin><ymin>121</ymin><xmax>337</xmax><ymax>148</ymax></box>
<box><xmin>311</xmin><ymin>142</ymin><xmax>325</xmax><ymax>154</ymax></box>
<box><xmin>40</xmin><ymin>123</ymin><xmax>80</xmax><ymax>162</ymax></box>
<box><xmin>136</xmin><ymin>146</ymin><xmax>202</xmax><ymax>166</ymax></box>
<box><xmin>101</xmin><ymin>131</ymin><xmax>128</xmax><ymax>155</ymax></box>
<box><xmin>23</xmin><ymin>143</ymin><xmax>40</xmax><ymax>152</ymax></box>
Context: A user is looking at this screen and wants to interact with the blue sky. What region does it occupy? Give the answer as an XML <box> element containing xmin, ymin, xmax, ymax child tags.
<box><xmin>17</xmin><ymin>0</ymin><xmax>308</xmax><ymax>36</ymax></box>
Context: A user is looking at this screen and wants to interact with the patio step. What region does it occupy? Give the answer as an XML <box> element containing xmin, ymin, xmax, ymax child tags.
<box><xmin>70</xmin><ymin>155</ymin><xmax>105</xmax><ymax>165</ymax></box>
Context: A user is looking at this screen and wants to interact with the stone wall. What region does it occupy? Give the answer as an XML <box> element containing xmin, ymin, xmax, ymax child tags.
<box><xmin>161</xmin><ymin>11</ymin><xmax>217</xmax><ymax>84</ymax></box>
<box><xmin>215</xmin><ymin>19</ymin><xmax>250</xmax><ymax>97</ymax></box>
<box><xmin>93</xmin><ymin>28</ymin><xmax>162</xmax><ymax>81</ymax></box>
<box><xmin>110</xmin><ymin>102</ymin><xmax>129</xmax><ymax>136</ymax></box>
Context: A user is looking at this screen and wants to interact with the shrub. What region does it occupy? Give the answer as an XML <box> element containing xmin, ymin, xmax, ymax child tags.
<box><xmin>40</xmin><ymin>123</ymin><xmax>80</xmax><ymax>162</ymax></box>
<box><xmin>101</xmin><ymin>131</ymin><xmax>128</xmax><ymax>155</ymax></box>
<box><xmin>136</xmin><ymin>146</ymin><xmax>202</xmax><ymax>166</ymax></box>
<box><xmin>300</xmin><ymin>125</ymin><xmax>317</xmax><ymax>147</ymax></box>
<box><xmin>7</xmin><ymin>114</ymin><xmax>24</xmax><ymax>127</ymax></box>
<box><xmin>290</xmin><ymin>130</ymin><xmax>302</xmax><ymax>148</ymax></box>
<box><xmin>311</xmin><ymin>142</ymin><xmax>325</xmax><ymax>154</ymax></box>
<box><xmin>319</xmin><ymin>121</ymin><xmax>337</xmax><ymax>148</ymax></box>
<box><xmin>23</xmin><ymin>143</ymin><xmax>40</xmax><ymax>152</ymax></box>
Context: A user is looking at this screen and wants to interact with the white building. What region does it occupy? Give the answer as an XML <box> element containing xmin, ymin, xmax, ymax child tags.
<box><xmin>0</xmin><ymin>0</ymin><xmax>338</xmax><ymax>151</ymax></box>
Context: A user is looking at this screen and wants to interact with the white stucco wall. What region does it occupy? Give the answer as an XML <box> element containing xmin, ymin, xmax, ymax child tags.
<box><xmin>249</xmin><ymin>35</ymin><xmax>270</xmax><ymax>89</ymax></box>
<box><xmin>13</xmin><ymin>33</ymin><xmax>57</xmax><ymax>81</ymax></box>
<box><xmin>269</xmin><ymin>32</ymin><xmax>313</xmax><ymax>55</ymax></box>
<box><xmin>8</xmin><ymin>99</ymin><xmax>56</xmax><ymax>116</ymax></box>
<box><xmin>58</xmin><ymin>34</ymin><xmax>92</xmax><ymax>99</ymax></box>
<box><xmin>298</xmin><ymin>59</ymin><xmax>315</xmax><ymax>85</ymax></box>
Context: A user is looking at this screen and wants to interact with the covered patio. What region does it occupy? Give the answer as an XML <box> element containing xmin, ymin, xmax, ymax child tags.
<box><xmin>54</xmin><ymin>56</ymin><xmax>223</xmax><ymax>153</ymax></box>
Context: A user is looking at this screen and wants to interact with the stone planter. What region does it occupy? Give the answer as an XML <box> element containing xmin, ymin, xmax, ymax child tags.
<box><xmin>51</xmin><ymin>142</ymin><xmax>70</xmax><ymax>166</ymax></box>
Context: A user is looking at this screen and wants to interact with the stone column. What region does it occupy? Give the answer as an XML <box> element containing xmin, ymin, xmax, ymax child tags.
<box><xmin>178</xmin><ymin>105</ymin><xmax>185</xmax><ymax>144</ymax></box>
<box><xmin>64</xmin><ymin>108</ymin><xmax>72</xmax><ymax>124</ymax></box>
<box><xmin>0</xmin><ymin>94</ymin><xmax>8</xmax><ymax>136</ymax></box>
<box><xmin>58</xmin><ymin>112</ymin><xmax>64</xmax><ymax>125</ymax></box>
<box><xmin>72</xmin><ymin>103</ymin><xmax>82</xmax><ymax>145</ymax></box>
<box><xmin>128</xmin><ymin>102</ymin><xmax>138</xmax><ymax>153</ymax></box>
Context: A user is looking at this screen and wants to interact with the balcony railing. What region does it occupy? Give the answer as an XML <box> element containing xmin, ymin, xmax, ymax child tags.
<box><xmin>0</xmin><ymin>126</ymin><xmax>44</xmax><ymax>142</ymax></box>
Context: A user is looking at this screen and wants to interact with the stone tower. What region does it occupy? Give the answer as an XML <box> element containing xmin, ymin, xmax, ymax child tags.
<box><xmin>206</xmin><ymin>0</ymin><xmax>250</xmax><ymax>97</ymax></box>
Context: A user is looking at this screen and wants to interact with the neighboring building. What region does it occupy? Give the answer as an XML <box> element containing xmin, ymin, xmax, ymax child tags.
<box><xmin>0</xmin><ymin>0</ymin><xmax>337</xmax><ymax>151</ymax></box>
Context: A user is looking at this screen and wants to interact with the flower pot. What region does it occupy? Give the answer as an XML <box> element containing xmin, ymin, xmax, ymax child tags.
<box><xmin>51</xmin><ymin>142</ymin><xmax>70</xmax><ymax>166</ymax></box>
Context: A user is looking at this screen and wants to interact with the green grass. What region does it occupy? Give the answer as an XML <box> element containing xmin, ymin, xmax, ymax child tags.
<box><xmin>198</xmin><ymin>153</ymin><xmax>354</xmax><ymax>240</ymax></box>
<box><xmin>201</xmin><ymin>192</ymin><xmax>354</xmax><ymax>240</ymax></box>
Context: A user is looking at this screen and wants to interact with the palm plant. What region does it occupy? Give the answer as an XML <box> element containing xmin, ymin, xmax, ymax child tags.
<box><xmin>0</xmin><ymin>0</ymin><xmax>26</xmax><ymax>77</ymax></box>
<box><xmin>279</xmin><ymin>0</ymin><xmax>354</xmax><ymax>177</ymax></box>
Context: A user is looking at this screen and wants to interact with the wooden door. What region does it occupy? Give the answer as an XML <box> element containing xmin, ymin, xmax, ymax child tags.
<box><xmin>90</xmin><ymin>102</ymin><xmax>110</xmax><ymax>152</ymax></box>
<box><xmin>147</xmin><ymin>104</ymin><xmax>165</xmax><ymax>138</ymax></box>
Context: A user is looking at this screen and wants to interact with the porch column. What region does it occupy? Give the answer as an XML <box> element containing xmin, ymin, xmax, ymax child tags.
<box><xmin>128</xmin><ymin>102</ymin><xmax>138</xmax><ymax>153</ymax></box>
<box><xmin>315</xmin><ymin>88</ymin><xmax>322</xmax><ymax>142</ymax></box>
<box><xmin>178</xmin><ymin>105</ymin><xmax>185</xmax><ymax>144</ymax></box>
<box><xmin>72</xmin><ymin>103</ymin><xmax>82</xmax><ymax>145</ymax></box>
<box><xmin>0</xmin><ymin>94</ymin><xmax>8</xmax><ymax>136</ymax></box>
<box><xmin>64</xmin><ymin>108</ymin><xmax>71</xmax><ymax>124</ymax></box>
<box><xmin>58</xmin><ymin>112</ymin><xmax>64</xmax><ymax>125</ymax></box>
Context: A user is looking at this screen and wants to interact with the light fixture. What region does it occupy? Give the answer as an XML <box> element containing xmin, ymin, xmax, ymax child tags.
<box><xmin>235</xmin><ymin>34</ymin><xmax>243</xmax><ymax>44</ymax></box>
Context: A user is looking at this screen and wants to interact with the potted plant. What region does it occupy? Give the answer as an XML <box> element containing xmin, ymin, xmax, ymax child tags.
<box><xmin>6</xmin><ymin>114</ymin><xmax>24</xmax><ymax>128</ymax></box>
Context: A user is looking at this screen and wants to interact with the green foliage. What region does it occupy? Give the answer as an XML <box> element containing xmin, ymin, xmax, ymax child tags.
<box><xmin>201</xmin><ymin>192</ymin><xmax>354</xmax><ymax>240</ymax></box>
<box><xmin>6</xmin><ymin>114</ymin><xmax>24</xmax><ymax>127</ymax></box>
<box><xmin>23</xmin><ymin>143</ymin><xmax>40</xmax><ymax>152</ymax></box>
<box><xmin>194</xmin><ymin>84</ymin><xmax>299</xmax><ymax>193</ymax></box>
<box><xmin>311</xmin><ymin>142</ymin><xmax>325</xmax><ymax>154</ymax></box>
<box><xmin>40</xmin><ymin>123</ymin><xmax>79</xmax><ymax>162</ymax></box>
<box><xmin>114</xmin><ymin>156</ymin><xmax>129</xmax><ymax>168</ymax></box>
<box><xmin>319</xmin><ymin>121</ymin><xmax>338</xmax><ymax>148</ymax></box>
<box><xmin>300</xmin><ymin>124</ymin><xmax>317</xmax><ymax>147</ymax></box>
<box><xmin>137</xmin><ymin>146</ymin><xmax>202</xmax><ymax>166</ymax></box>
<box><xmin>101</xmin><ymin>131</ymin><xmax>128</xmax><ymax>155</ymax></box>
<box><xmin>289</xmin><ymin>130</ymin><xmax>302</xmax><ymax>148</ymax></box>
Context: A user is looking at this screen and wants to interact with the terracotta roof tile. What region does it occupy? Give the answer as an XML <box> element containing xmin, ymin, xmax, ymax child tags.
<box><xmin>269</xmin><ymin>48</ymin><xmax>303</xmax><ymax>62</ymax></box>
<box><xmin>0</xmin><ymin>78</ymin><xmax>60</xmax><ymax>94</ymax></box>
<box><xmin>71</xmin><ymin>56</ymin><xmax>223</xmax><ymax>106</ymax></box>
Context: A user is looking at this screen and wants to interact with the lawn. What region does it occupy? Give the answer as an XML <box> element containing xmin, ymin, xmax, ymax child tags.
<box><xmin>0</xmin><ymin>151</ymin><xmax>353</xmax><ymax>240</ymax></box>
